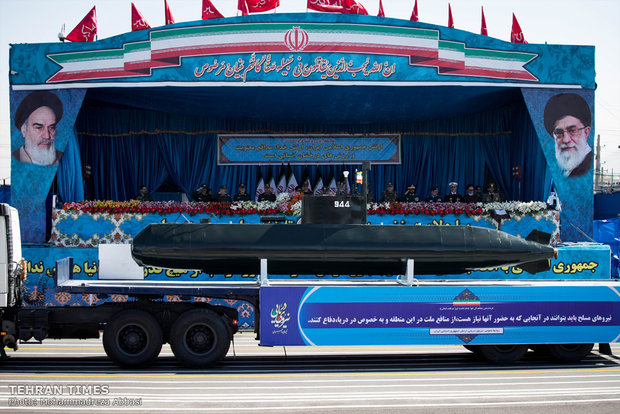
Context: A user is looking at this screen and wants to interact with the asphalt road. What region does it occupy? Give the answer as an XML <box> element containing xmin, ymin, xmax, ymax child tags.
<box><xmin>1</xmin><ymin>333</ymin><xmax>620</xmax><ymax>413</ymax></box>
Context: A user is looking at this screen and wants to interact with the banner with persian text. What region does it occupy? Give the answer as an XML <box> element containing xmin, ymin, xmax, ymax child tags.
<box><xmin>9</xmin><ymin>14</ymin><xmax>593</xmax><ymax>88</ymax></box>
<box><xmin>217</xmin><ymin>134</ymin><xmax>400</xmax><ymax>165</ymax></box>
<box><xmin>260</xmin><ymin>285</ymin><xmax>620</xmax><ymax>346</ymax></box>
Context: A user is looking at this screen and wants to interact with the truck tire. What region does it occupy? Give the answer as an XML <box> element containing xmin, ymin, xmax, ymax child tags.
<box><xmin>477</xmin><ymin>345</ymin><xmax>528</xmax><ymax>364</ymax></box>
<box><xmin>103</xmin><ymin>310</ymin><xmax>163</xmax><ymax>368</ymax></box>
<box><xmin>545</xmin><ymin>343</ymin><xmax>593</xmax><ymax>362</ymax></box>
<box><xmin>169</xmin><ymin>309</ymin><xmax>231</xmax><ymax>368</ymax></box>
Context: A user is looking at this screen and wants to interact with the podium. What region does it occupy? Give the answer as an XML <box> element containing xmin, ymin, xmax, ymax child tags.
<box><xmin>301</xmin><ymin>195</ymin><xmax>367</xmax><ymax>225</ymax></box>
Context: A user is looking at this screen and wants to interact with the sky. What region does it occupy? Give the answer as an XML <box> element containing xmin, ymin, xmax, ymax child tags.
<box><xmin>1</xmin><ymin>0</ymin><xmax>619</xmax><ymax>185</ymax></box>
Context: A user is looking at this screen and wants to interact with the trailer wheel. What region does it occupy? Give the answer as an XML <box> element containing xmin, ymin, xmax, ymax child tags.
<box><xmin>545</xmin><ymin>343</ymin><xmax>593</xmax><ymax>362</ymax></box>
<box><xmin>103</xmin><ymin>310</ymin><xmax>163</xmax><ymax>368</ymax></box>
<box><xmin>169</xmin><ymin>309</ymin><xmax>231</xmax><ymax>368</ymax></box>
<box><xmin>477</xmin><ymin>345</ymin><xmax>528</xmax><ymax>364</ymax></box>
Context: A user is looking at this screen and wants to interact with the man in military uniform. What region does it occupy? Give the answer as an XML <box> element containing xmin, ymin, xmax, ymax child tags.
<box><xmin>445</xmin><ymin>182</ymin><xmax>462</xmax><ymax>203</ymax></box>
<box><xmin>191</xmin><ymin>184</ymin><xmax>213</xmax><ymax>202</ymax></box>
<box><xmin>401</xmin><ymin>184</ymin><xmax>420</xmax><ymax>202</ymax></box>
<box><xmin>258</xmin><ymin>183</ymin><xmax>276</xmax><ymax>202</ymax></box>
<box><xmin>425</xmin><ymin>187</ymin><xmax>442</xmax><ymax>203</ymax></box>
<box><xmin>134</xmin><ymin>184</ymin><xmax>153</xmax><ymax>202</ymax></box>
<box><xmin>233</xmin><ymin>183</ymin><xmax>251</xmax><ymax>201</ymax></box>
<box><xmin>214</xmin><ymin>185</ymin><xmax>232</xmax><ymax>202</ymax></box>
<box><xmin>482</xmin><ymin>183</ymin><xmax>501</xmax><ymax>203</ymax></box>
<box><xmin>379</xmin><ymin>182</ymin><xmax>398</xmax><ymax>203</ymax></box>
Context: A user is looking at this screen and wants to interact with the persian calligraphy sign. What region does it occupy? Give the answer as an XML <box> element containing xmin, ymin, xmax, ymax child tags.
<box><xmin>217</xmin><ymin>134</ymin><xmax>401</xmax><ymax>165</ymax></box>
<box><xmin>44</xmin><ymin>21</ymin><xmax>538</xmax><ymax>84</ymax></box>
<box><xmin>260</xmin><ymin>285</ymin><xmax>620</xmax><ymax>346</ymax></box>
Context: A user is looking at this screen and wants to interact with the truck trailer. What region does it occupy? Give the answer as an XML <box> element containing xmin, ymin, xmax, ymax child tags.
<box><xmin>1</xmin><ymin>203</ymin><xmax>619</xmax><ymax>368</ymax></box>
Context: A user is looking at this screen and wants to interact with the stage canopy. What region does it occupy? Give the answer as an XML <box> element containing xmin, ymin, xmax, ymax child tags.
<box><xmin>9</xmin><ymin>13</ymin><xmax>595</xmax><ymax>243</ymax></box>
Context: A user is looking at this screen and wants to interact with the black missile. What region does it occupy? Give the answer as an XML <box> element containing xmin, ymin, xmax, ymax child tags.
<box><xmin>131</xmin><ymin>223</ymin><xmax>556</xmax><ymax>276</ymax></box>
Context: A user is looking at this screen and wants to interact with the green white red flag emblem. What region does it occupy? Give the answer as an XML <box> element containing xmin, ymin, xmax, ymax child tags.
<box><xmin>46</xmin><ymin>22</ymin><xmax>538</xmax><ymax>83</ymax></box>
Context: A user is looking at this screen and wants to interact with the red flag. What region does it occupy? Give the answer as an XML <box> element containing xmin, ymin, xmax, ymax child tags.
<box><xmin>511</xmin><ymin>13</ymin><xmax>527</xmax><ymax>43</ymax></box>
<box><xmin>164</xmin><ymin>0</ymin><xmax>175</xmax><ymax>25</ymax></box>
<box><xmin>131</xmin><ymin>3</ymin><xmax>151</xmax><ymax>31</ymax></box>
<box><xmin>447</xmin><ymin>3</ymin><xmax>454</xmax><ymax>28</ymax></box>
<box><xmin>307</xmin><ymin>0</ymin><xmax>345</xmax><ymax>13</ymax></box>
<box><xmin>343</xmin><ymin>0</ymin><xmax>368</xmax><ymax>15</ymax></box>
<box><xmin>480</xmin><ymin>6</ymin><xmax>488</xmax><ymax>36</ymax></box>
<box><xmin>65</xmin><ymin>6</ymin><xmax>97</xmax><ymax>42</ymax></box>
<box><xmin>409</xmin><ymin>0</ymin><xmax>418</xmax><ymax>21</ymax></box>
<box><xmin>203</xmin><ymin>0</ymin><xmax>224</xmax><ymax>19</ymax></box>
<box><xmin>377</xmin><ymin>0</ymin><xmax>385</xmax><ymax>17</ymax></box>
<box><xmin>244</xmin><ymin>0</ymin><xmax>280</xmax><ymax>14</ymax></box>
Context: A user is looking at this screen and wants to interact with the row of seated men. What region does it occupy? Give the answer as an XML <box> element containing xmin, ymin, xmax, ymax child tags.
<box><xmin>379</xmin><ymin>182</ymin><xmax>505</xmax><ymax>203</ymax></box>
<box><xmin>135</xmin><ymin>182</ymin><xmax>505</xmax><ymax>204</ymax></box>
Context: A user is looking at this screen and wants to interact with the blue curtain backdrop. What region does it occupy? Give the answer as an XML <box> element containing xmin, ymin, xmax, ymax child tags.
<box><xmin>68</xmin><ymin>101</ymin><xmax>550</xmax><ymax>202</ymax></box>
<box><xmin>56</xmin><ymin>128</ymin><xmax>85</xmax><ymax>203</ymax></box>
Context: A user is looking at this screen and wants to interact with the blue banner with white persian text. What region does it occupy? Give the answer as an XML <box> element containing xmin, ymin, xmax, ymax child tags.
<box><xmin>218</xmin><ymin>134</ymin><xmax>401</xmax><ymax>165</ymax></box>
<box><xmin>260</xmin><ymin>285</ymin><xmax>620</xmax><ymax>346</ymax></box>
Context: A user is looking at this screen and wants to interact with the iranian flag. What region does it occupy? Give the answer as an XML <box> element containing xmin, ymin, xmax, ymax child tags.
<box><xmin>326</xmin><ymin>167</ymin><xmax>337</xmax><ymax>195</ymax></box>
<box><xmin>255</xmin><ymin>169</ymin><xmax>265</xmax><ymax>201</ymax></box>
<box><xmin>65</xmin><ymin>6</ymin><xmax>97</xmax><ymax>42</ymax></box>
<box><xmin>267</xmin><ymin>167</ymin><xmax>277</xmax><ymax>195</ymax></box>
<box><xmin>313</xmin><ymin>169</ymin><xmax>324</xmax><ymax>195</ymax></box>
<box><xmin>131</xmin><ymin>3</ymin><xmax>151</xmax><ymax>31</ymax></box>
<box><xmin>276</xmin><ymin>165</ymin><xmax>287</xmax><ymax>196</ymax></box>
<box><xmin>286</xmin><ymin>164</ymin><xmax>298</xmax><ymax>193</ymax></box>
<box><xmin>301</xmin><ymin>166</ymin><xmax>312</xmax><ymax>193</ymax></box>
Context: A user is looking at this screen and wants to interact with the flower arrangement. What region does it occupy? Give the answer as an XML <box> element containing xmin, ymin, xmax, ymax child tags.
<box><xmin>480</xmin><ymin>201</ymin><xmax>548</xmax><ymax>217</ymax></box>
<box><xmin>367</xmin><ymin>202</ymin><xmax>483</xmax><ymax>216</ymax></box>
<box><xmin>61</xmin><ymin>197</ymin><xmax>547</xmax><ymax>219</ymax></box>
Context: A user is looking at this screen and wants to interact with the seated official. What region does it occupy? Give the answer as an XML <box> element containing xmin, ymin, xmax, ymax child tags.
<box><xmin>401</xmin><ymin>184</ymin><xmax>420</xmax><ymax>202</ymax></box>
<box><xmin>234</xmin><ymin>183</ymin><xmax>251</xmax><ymax>202</ymax></box>
<box><xmin>134</xmin><ymin>184</ymin><xmax>153</xmax><ymax>202</ymax></box>
<box><xmin>191</xmin><ymin>184</ymin><xmax>213</xmax><ymax>202</ymax></box>
<box><xmin>214</xmin><ymin>185</ymin><xmax>232</xmax><ymax>202</ymax></box>
<box><xmin>482</xmin><ymin>183</ymin><xmax>501</xmax><ymax>203</ymax></box>
<box><xmin>425</xmin><ymin>187</ymin><xmax>442</xmax><ymax>203</ymax></box>
<box><xmin>462</xmin><ymin>184</ymin><xmax>481</xmax><ymax>203</ymax></box>
<box><xmin>258</xmin><ymin>183</ymin><xmax>276</xmax><ymax>202</ymax></box>
<box><xmin>379</xmin><ymin>182</ymin><xmax>398</xmax><ymax>203</ymax></box>
<box><xmin>321</xmin><ymin>185</ymin><xmax>333</xmax><ymax>196</ymax></box>
<box><xmin>301</xmin><ymin>181</ymin><xmax>313</xmax><ymax>195</ymax></box>
<box><xmin>444</xmin><ymin>181</ymin><xmax>462</xmax><ymax>203</ymax></box>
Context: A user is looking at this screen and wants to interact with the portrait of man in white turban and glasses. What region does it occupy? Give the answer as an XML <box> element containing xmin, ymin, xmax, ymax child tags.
<box><xmin>543</xmin><ymin>93</ymin><xmax>593</xmax><ymax>178</ymax></box>
<box><xmin>12</xmin><ymin>91</ymin><xmax>64</xmax><ymax>166</ymax></box>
